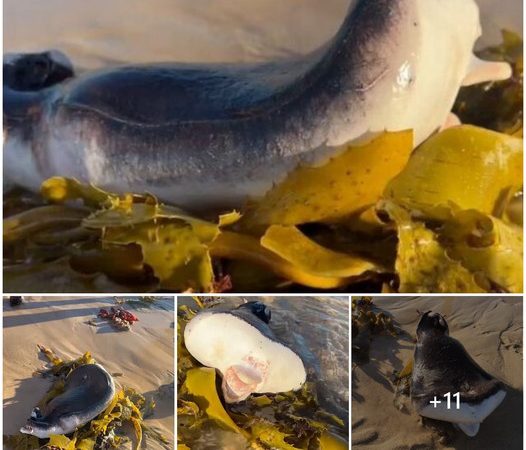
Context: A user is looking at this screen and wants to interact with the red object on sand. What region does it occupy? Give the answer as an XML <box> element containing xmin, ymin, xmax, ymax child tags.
<box><xmin>98</xmin><ymin>307</ymin><xmax>139</xmax><ymax>325</ymax></box>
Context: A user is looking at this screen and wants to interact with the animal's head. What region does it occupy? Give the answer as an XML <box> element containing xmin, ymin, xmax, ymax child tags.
<box><xmin>355</xmin><ymin>0</ymin><xmax>487</xmax><ymax>146</ymax></box>
<box><xmin>3</xmin><ymin>50</ymin><xmax>74</xmax><ymax>191</ymax></box>
<box><xmin>237</xmin><ymin>301</ymin><xmax>271</xmax><ymax>323</ymax></box>
<box><xmin>416</xmin><ymin>311</ymin><xmax>449</xmax><ymax>340</ymax></box>
<box><xmin>20</xmin><ymin>418</ymin><xmax>59</xmax><ymax>439</ymax></box>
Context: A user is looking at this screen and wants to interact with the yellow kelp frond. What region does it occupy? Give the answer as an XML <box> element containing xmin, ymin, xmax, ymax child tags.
<box><xmin>380</xmin><ymin>199</ymin><xmax>523</xmax><ymax>293</ymax></box>
<box><xmin>210</xmin><ymin>231</ymin><xmax>353</xmax><ymax>289</ymax></box>
<box><xmin>182</xmin><ymin>367</ymin><xmax>248</xmax><ymax>437</ymax></box>
<box><xmin>318</xmin><ymin>431</ymin><xmax>349</xmax><ymax>450</ymax></box>
<box><xmin>102</xmin><ymin>222</ymin><xmax>216</xmax><ymax>291</ymax></box>
<box><xmin>385</xmin><ymin>126</ymin><xmax>522</xmax><ymax>220</ymax></box>
<box><xmin>241</xmin><ymin>130</ymin><xmax>413</xmax><ymax>229</ymax></box>
<box><xmin>4</xmin><ymin>205</ymin><xmax>90</xmax><ymax>245</ymax></box>
<box><xmin>439</xmin><ymin>210</ymin><xmax>523</xmax><ymax>292</ymax></box>
<box><xmin>41</xmin><ymin>177</ymin><xmax>120</xmax><ymax>209</ymax></box>
<box><xmin>36</xmin><ymin>345</ymin><xmax>95</xmax><ymax>377</ymax></box>
<box><xmin>394</xmin><ymin>211</ymin><xmax>486</xmax><ymax>293</ymax></box>
<box><xmin>6</xmin><ymin>177</ymin><xmax>241</xmax><ymax>293</ymax></box>
<box><xmin>250</xmin><ymin>421</ymin><xmax>301</xmax><ymax>450</ymax></box>
<box><xmin>44</xmin><ymin>435</ymin><xmax>78</xmax><ymax>450</ymax></box>
<box><xmin>260</xmin><ymin>225</ymin><xmax>381</xmax><ymax>278</ymax></box>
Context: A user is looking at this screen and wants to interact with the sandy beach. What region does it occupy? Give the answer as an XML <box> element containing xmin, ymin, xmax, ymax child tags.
<box><xmin>3</xmin><ymin>296</ymin><xmax>174</xmax><ymax>449</ymax></box>
<box><xmin>352</xmin><ymin>296</ymin><xmax>523</xmax><ymax>450</ymax></box>
<box><xmin>4</xmin><ymin>0</ymin><xmax>522</xmax><ymax>72</ymax></box>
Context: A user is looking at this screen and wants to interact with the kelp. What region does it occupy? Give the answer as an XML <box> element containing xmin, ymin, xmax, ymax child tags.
<box><xmin>211</xmin><ymin>231</ymin><xmax>377</xmax><ymax>290</ymax></box>
<box><xmin>384</xmin><ymin>126</ymin><xmax>522</xmax><ymax>220</ymax></box>
<box><xmin>5</xmin><ymin>179</ymin><xmax>241</xmax><ymax>292</ymax></box>
<box><xmin>182</xmin><ymin>367</ymin><xmax>249</xmax><ymax>437</ymax></box>
<box><xmin>454</xmin><ymin>31</ymin><xmax>523</xmax><ymax>136</ymax></box>
<box><xmin>379</xmin><ymin>125</ymin><xmax>523</xmax><ymax>293</ymax></box>
<box><xmin>438</xmin><ymin>210</ymin><xmax>523</xmax><ymax>292</ymax></box>
<box><xmin>389</xmin><ymin>205</ymin><xmax>487</xmax><ymax>293</ymax></box>
<box><xmin>352</xmin><ymin>296</ymin><xmax>398</xmax><ymax>363</ymax></box>
<box><xmin>177</xmin><ymin>302</ymin><xmax>348</xmax><ymax>449</ymax></box>
<box><xmin>240</xmin><ymin>130</ymin><xmax>413</xmax><ymax>229</ymax></box>
<box><xmin>4</xmin><ymin>347</ymin><xmax>168</xmax><ymax>450</ymax></box>
<box><xmin>260</xmin><ymin>225</ymin><xmax>381</xmax><ymax>278</ymax></box>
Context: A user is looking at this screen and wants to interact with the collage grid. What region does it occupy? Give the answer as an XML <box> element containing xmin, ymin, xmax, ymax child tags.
<box><xmin>1</xmin><ymin>0</ymin><xmax>524</xmax><ymax>449</ymax></box>
<box><xmin>2</xmin><ymin>294</ymin><xmax>523</xmax><ymax>449</ymax></box>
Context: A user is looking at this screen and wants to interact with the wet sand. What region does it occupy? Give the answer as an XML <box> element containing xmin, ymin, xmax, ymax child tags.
<box><xmin>352</xmin><ymin>296</ymin><xmax>523</xmax><ymax>450</ymax></box>
<box><xmin>3</xmin><ymin>296</ymin><xmax>174</xmax><ymax>449</ymax></box>
<box><xmin>4</xmin><ymin>0</ymin><xmax>522</xmax><ymax>73</ymax></box>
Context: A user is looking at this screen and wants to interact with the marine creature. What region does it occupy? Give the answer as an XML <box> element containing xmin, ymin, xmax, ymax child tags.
<box><xmin>20</xmin><ymin>363</ymin><xmax>116</xmax><ymax>438</ymax></box>
<box><xmin>3</xmin><ymin>0</ymin><xmax>509</xmax><ymax>209</ymax></box>
<box><xmin>184</xmin><ymin>301</ymin><xmax>306</xmax><ymax>403</ymax></box>
<box><xmin>411</xmin><ymin>311</ymin><xmax>506</xmax><ymax>437</ymax></box>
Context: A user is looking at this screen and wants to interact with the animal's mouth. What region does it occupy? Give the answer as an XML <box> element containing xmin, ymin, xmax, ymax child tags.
<box><xmin>222</xmin><ymin>365</ymin><xmax>262</xmax><ymax>403</ymax></box>
<box><xmin>221</xmin><ymin>356</ymin><xmax>270</xmax><ymax>403</ymax></box>
<box><xmin>19</xmin><ymin>424</ymin><xmax>34</xmax><ymax>435</ymax></box>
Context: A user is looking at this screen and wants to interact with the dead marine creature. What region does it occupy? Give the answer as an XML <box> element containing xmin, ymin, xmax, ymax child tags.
<box><xmin>4</xmin><ymin>0</ymin><xmax>509</xmax><ymax>209</ymax></box>
<box><xmin>184</xmin><ymin>301</ymin><xmax>306</xmax><ymax>403</ymax></box>
<box><xmin>20</xmin><ymin>364</ymin><xmax>115</xmax><ymax>438</ymax></box>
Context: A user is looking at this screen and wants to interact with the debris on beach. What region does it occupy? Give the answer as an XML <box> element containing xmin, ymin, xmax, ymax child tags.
<box><xmin>98</xmin><ymin>307</ymin><xmax>139</xmax><ymax>330</ymax></box>
<box><xmin>4</xmin><ymin>347</ymin><xmax>169</xmax><ymax>450</ymax></box>
<box><xmin>352</xmin><ymin>296</ymin><xmax>398</xmax><ymax>364</ymax></box>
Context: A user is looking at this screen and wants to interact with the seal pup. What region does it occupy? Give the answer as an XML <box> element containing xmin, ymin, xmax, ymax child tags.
<box><xmin>20</xmin><ymin>363</ymin><xmax>116</xmax><ymax>438</ymax></box>
<box><xmin>184</xmin><ymin>301</ymin><xmax>306</xmax><ymax>403</ymax></box>
<box><xmin>411</xmin><ymin>311</ymin><xmax>506</xmax><ymax>437</ymax></box>
<box><xmin>3</xmin><ymin>0</ymin><xmax>508</xmax><ymax>209</ymax></box>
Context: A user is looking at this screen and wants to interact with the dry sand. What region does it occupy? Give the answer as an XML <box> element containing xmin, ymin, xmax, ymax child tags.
<box><xmin>4</xmin><ymin>0</ymin><xmax>523</xmax><ymax>72</ymax></box>
<box><xmin>3</xmin><ymin>296</ymin><xmax>174</xmax><ymax>449</ymax></box>
<box><xmin>352</xmin><ymin>296</ymin><xmax>523</xmax><ymax>450</ymax></box>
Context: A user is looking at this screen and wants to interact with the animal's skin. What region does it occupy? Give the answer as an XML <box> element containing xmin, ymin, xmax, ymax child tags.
<box><xmin>4</xmin><ymin>0</ymin><xmax>485</xmax><ymax>209</ymax></box>
<box><xmin>19</xmin><ymin>364</ymin><xmax>116</xmax><ymax>439</ymax></box>
<box><xmin>184</xmin><ymin>302</ymin><xmax>306</xmax><ymax>403</ymax></box>
<box><xmin>411</xmin><ymin>312</ymin><xmax>506</xmax><ymax>437</ymax></box>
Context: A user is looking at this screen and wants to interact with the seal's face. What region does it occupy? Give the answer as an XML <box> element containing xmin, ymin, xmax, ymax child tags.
<box><xmin>4</xmin><ymin>51</ymin><xmax>74</xmax><ymax>191</ymax></box>
<box><xmin>416</xmin><ymin>311</ymin><xmax>449</xmax><ymax>340</ymax></box>
<box><xmin>20</xmin><ymin>419</ymin><xmax>60</xmax><ymax>439</ymax></box>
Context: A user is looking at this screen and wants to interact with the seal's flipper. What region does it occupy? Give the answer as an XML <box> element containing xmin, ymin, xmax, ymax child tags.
<box><xmin>462</xmin><ymin>56</ymin><xmax>512</xmax><ymax>86</ymax></box>
<box><xmin>4</xmin><ymin>50</ymin><xmax>74</xmax><ymax>91</ymax></box>
<box><xmin>457</xmin><ymin>422</ymin><xmax>480</xmax><ymax>437</ymax></box>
